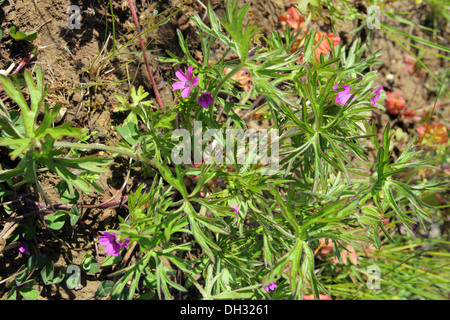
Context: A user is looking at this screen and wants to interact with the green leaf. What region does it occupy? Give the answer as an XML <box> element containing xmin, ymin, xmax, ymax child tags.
<box><xmin>154</xmin><ymin>154</ymin><xmax>188</xmax><ymax>200</ymax></box>
<box><xmin>45</xmin><ymin>211</ymin><xmax>67</xmax><ymax>230</ymax></box>
<box><xmin>101</xmin><ymin>254</ymin><xmax>122</xmax><ymax>267</ymax></box>
<box><xmin>41</xmin><ymin>260</ymin><xmax>55</xmax><ymax>285</ymax></box>
<box><xmin>18</xmin><ymin>287</ymin><xmax>39</xmax><ymax>300</ymax></box>
<box><xmin>176</xmin><ymin>29</ymin><xmax>201</xmax><ymax>68</ymax></box>
<box><xmin>69</xmin><ymin>205</ymin><xmax>79</xmax><ymax>226</ymax></box>
<box><xmin>383</xmin><ymin>184</ymin><xmax>415</xmax><ymax>228</ymax></box>
<box><xmin>55</xmin><ymin>180</ymin><xmax>80</xmax><ymax>204</ymax></box>
<box><xmin>20</xmin><ymin>224</ymin><xmax>35</xmax><ymax>240</ymax></box>
<box><xmin>82</xmin><ymin>251</ymin><xmax>100</xmax><ymax>274</ymax></box>
<box><xmin>9</xmin><ymin>26</ymin><xmax>38</xmax><ymax>41</ymax></box>
<box><xmin>6</xmin><ymin>287</ymin><xmax>17</xmax><ymax>300</ymax></box>
<box><xmin>185</xmin><ymin>202</ymin><xmax>220</xmax><ymax>262</ymax></box>
<box><xmin>381</xmin><ymin>23</ymin><xmax>450</xmax><ymax>57</ymax></box>
<box><xmin>117</xmin><ymin>122</ymin><xmax>140</xmax><ymax>145</ymax></box>
<box><xmin>136</xmin><ymin>291</ymin><xmax>156</xmax><ymax>300</ymax></box>
<box><xmin>27</xmin><ymin>254</ymin><xmax>46</xmax><ymax>271</ymax></box>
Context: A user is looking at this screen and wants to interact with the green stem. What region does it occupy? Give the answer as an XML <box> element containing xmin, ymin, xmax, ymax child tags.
<box><xmin>53</xmin><ymin>141</ymin><xmax>156</xmax><ymax>168</ymax></box>
<box><xmin>304</xmin><ymin>177</ymin><xmax>370</xmax><ymax>184</ymax></box>
<box><xmin>210</xmin><ymin>63</ymin><xmax>243</xmax><ymax>119</ymax></box>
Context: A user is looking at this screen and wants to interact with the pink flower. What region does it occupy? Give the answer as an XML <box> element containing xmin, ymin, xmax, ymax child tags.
<box><xmin>333</xmin><ymin>245</ymin><xmax>358</xmax><ymax>265</ymax></box>
<box><xmin>370</xmin><ymin>85</ymin><xmax>383</xmax><ymax>107</ymax></box>
<box><xmin>172</xmin><ymin>67</ymin><xmax>199</xmax><ymax>98</ymax></box>
<box><xmin>198</xmin><ymin>92</ymin><xmax>213</xmax><ymax>109</ymax></box>
<box><xmin>18</xmin><ymin>239</ymin><xmax>29</xmax><ymax>255</ymax></box>
<box><xmin>231</xmin><ymin>204</ymin><xmax>239</xmax><ymax>214</ymax></box>
<box><xmin>333</xmin><ymin>84</ymin><xmax>356</xmax><ymax>105</ymax></box>
<box><xmin>303</xmin><ymin>294</ymin><xmax>332</xmax><ymax>300</ymax></box>
<box><xmin>99</xmin><ymin>231</ymin><xmax>130</xmax><ymax>257</ymax></box>
<box><xmin>318</xmin><ymin>239</ymin><xmax>358</xmax><ymax>265</ymax></box>
<box><xmin>263</xmin><ymin>281</ymin><xmax>277</xmax><ymax>292</ymax></box>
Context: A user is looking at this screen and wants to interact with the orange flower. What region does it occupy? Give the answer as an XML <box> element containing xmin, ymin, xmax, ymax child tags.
<box><xmin>312</xmin><ymin>31</ymin><xmax>341</xmax><ymax>63</ymax></box>
<box><xmin>281</xmin><ymin>5</ymin><xmax>340</xmax><ymax>64</ymax></box>
<box><xmin>385</xmin><ymin>91</ymin><xmax>406</xmax><ymax>115</ymax></box>
<box><xmin>417</xmin><ymin>122</ymin><xmax>448</xmax><ymax>145</ymax></box>
<box><xmin>290</xmin><ymin>30</ymin><xmax>340</xmax><ymax>63</ymax></box>
<box><xmin>278</xmin><ymin>6</ymin><xmax>306</xmax><ymax>30</ymax></box>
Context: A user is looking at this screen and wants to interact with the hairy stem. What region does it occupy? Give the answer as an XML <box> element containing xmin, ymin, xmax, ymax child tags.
<box><xmin>53</xmin><ymin>141</ymin><xmax>156</xmax><ymax>168</ymax></box>
<box><xmin>127</xmin><ymin>0</ymin><xmax>165</xmax><ymax>111</ymax></box>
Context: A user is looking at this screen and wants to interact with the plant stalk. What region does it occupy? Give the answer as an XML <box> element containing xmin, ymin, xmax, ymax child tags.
<box><xmin>53</xmin><ymin>141</ymin><xmax>156</xmax><ymax>168</ymax></box>
<box><xmin>127</xmin><ymin>0</ymin><xmax>165</xmax><ymax>111</ymax></box>
<box><xmin>210</xmin><ymin>63</ymin><xmax>243</xmax><ymax>119</ymax></box>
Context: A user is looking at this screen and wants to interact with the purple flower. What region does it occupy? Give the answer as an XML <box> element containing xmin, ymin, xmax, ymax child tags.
<box><xmin>172</xmin><ymin>67</ymin><xmax>199</xmax><ymax>98</ymax></box>
<box><xmin>249</xmin><ymin>47</ymin><xmax>260</xmax><ymax>58</ymax></box>
<box><xmin>370</xmin><ymin>85</ymin><xmax>383</xmax><ymax>107</ymax></box>
<box><xmin>99</xmin><ymin>231</ymin><xmax>130</xmax><ymax>257</ymax></box>
<box><xmin>263</xmin><ymin>281</ymin><xmax>277</xmax><ymax>292</ymax></box>
<box><xmin>231</xmin><ymin>204</ymin><xmax>239</xmax><ymax>214</ymax></box>
<box><xmin>198</xmin><ymin>92</ymin><xmax>213</xmax><ymax>109</ymax></box>
<box><xmin>333</xmin><ymin>84</ymin><xmax>356</xmax><ymax>105</ymax></box>
<box><xmin>17</xmin><ymin>239</ymin><xmax>29</xmax><ymax>255</ymax></box>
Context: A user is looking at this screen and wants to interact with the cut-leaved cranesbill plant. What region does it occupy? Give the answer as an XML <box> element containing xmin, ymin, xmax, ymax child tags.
<box><xmin>0</xmin><ymin>68</ymin><xmax>111</xmax><ymax>198</ymax></box>
<box><xmin>0</xmin><ymin>0</ymin><xmax>447</xmax><ymax>301</ymax></box>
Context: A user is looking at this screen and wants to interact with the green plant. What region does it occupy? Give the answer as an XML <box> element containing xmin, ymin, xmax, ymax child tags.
<box><xmin>0</xmin><ymin>68</ymin><xmax>111</xmax><ymax>197</ymax></box>
<box><xmin>0</xmin><ymin>0</ymin><xmax>447</xmax><ymax>301</ymax></box>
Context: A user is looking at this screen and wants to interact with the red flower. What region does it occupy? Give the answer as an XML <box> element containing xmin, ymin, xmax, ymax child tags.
<box><xmin>278</xmin><ymin>6</ymin><xmax>306</xmax><ymax>30</ymax></box>
<box><xmin>403</xmin><ymin>54</ymin><xmax>425</xmax><ymax>78</ymax></box>
<box><xmin>385</xmin><ymin>92</ymin><xmax>406</xmax><ymax>115</ymax></box>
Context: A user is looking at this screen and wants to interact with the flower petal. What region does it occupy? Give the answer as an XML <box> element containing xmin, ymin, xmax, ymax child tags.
<box><xmin>192</xmin><ymin>76</ymin><xmax>199</xmax><ymax>86</ymax></box>
<box><xmin>121</xmin><ymin>238</ymin><xmax>130</xmax><ymax>249</ymax></box>
<box><xmin>172</xmin><ymin>81</ymin><xmax>186</xmax><ymax>91</ymax></box>
<box><xmin>186</xmin><ymin>67</ymin><xmax>193</xmax><ymax>81</ymax></box>
<box><xmin>18</xmin><ymin>240</ymin><xmax>30</xmax><ymax>255</ymax></box>
<box><xmin>335</xmin><ymin>85</ymin><xmax>355</xmax><ymax>105</ymax></box>
<box><xmin>370</xmin><ymin>96</ymin><xmax>378</xmax><ymax>106</ymax></box>
<box><xmin>175</xmin><ymin>70</ymin><xmax>188</xmax><ymax>82</ymax></box>
<box><xmin>105</xmin><ymin>243</ymin><xmax>121</xmax><ymax>257</ymax></box>
<box><xmin>199</xmin><ymin>100</ymin><xmax>208</xmax><ymax>109</ymax></box>
<box><xmin>98</xmin><ymin>237</ymin><xmax>111</xmax><ymax>245</ymax></box>
<box><xmin>181</xmin><ymin>86</ymin><xmax>191</xmax><ymax>98</ymax></box>
<box><xmin>374</xmin><ymin>85</ymin><xmax>383</xmax><ymax>94</ymax></box>
<box><xmin>99</xmin><ymin>232</ymin><xmax>116</xmax><ymax>243</ymax></box>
